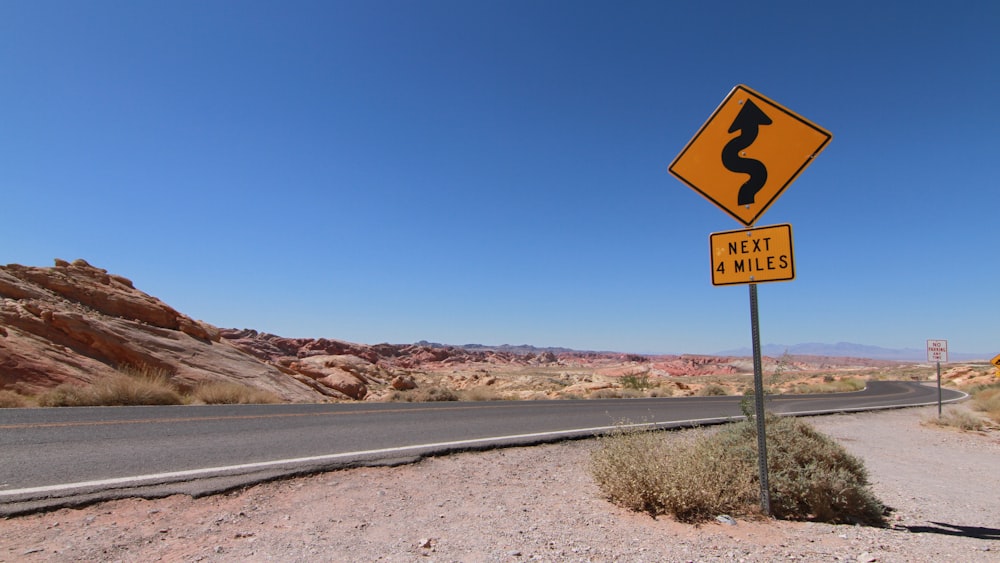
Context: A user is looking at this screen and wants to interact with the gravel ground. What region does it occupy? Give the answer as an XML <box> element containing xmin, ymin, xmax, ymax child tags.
<box><xmin>1</xmin><ymin>404</ymin><xmax>997</xmax><ymax>562</ymax></box>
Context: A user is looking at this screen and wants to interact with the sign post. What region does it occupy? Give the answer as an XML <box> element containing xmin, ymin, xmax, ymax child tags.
<box><xmin>927</xmin><ymin>340</ymin><xmax>948</xmax><ymax>417</ymax></box>
<box><xmin>669</xmin><ymin>85</ymin><xmax>831</xmax><ymax>517</ymax></box>
<box><xmin>991</xmin><ymin>353</ymin><xmax>1000</xmax><ymax>378</ymax></box>
<box><xmin>747</xmin><ymin>282</ymin><xmax>770</xmax><ymax>513</ymax></box>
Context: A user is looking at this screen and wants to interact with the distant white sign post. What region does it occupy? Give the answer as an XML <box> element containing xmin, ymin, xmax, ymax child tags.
<box><xmin>927</xmin><ymin>339</ymin><xmax>948</xmax><ymax>416</ymax></box>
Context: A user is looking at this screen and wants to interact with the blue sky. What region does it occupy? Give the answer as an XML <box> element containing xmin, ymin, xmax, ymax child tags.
<box><xmin>2</xmin><ymin>1</ymin><xmax>997</xmax><ymax>356</ymax></box>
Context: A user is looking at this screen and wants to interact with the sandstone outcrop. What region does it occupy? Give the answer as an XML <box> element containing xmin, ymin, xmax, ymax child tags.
<box><xmin>0</xmin><ymin>260</ymin><xmax>320</xmax><ymax>401</ymax></box>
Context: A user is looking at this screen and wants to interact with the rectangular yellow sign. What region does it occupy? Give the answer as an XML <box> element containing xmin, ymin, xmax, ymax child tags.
<box><xmin>710</xmin><ymin>223</ymin><xmax>794</xmax><ymax>286</ymax></box>
<box><xmin>991</xmin><ymin>354</ymin><xmax>1000</xmax><ymax>368</ymax></box>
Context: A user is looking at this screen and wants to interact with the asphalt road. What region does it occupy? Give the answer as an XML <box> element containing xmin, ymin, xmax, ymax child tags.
<box><xmin>0</xmin><ymin>380</ymin><xmax>964</xmax><ymax>515</ymax></box>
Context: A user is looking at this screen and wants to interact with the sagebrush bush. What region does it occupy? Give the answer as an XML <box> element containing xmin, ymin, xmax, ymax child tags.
<box><xmin>719</xmin><ymin>415</ymin><xmax>886</xmax><ymax>525</ymax></box>
<box><xmin>590</xmin><ymin>415</ymin><xmax>887</xmax><ymax>525</ymax></box>
<box><xmin>589</xmin><ymin>424</ymin><xmax>676</xmax><ymax>515</ymax></box>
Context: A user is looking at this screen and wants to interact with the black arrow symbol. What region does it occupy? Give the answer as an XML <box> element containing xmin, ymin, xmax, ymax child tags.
<box><xmin>722</xmin><ymin>99</ymin><xmax>772</xmax><ymax>206</ymax></box>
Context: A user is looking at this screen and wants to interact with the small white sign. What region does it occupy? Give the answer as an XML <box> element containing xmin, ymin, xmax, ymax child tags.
<box><xmin>926</xmin><ymin>339</ymin><xmax>948</xmax><ymax>363</ymax></box>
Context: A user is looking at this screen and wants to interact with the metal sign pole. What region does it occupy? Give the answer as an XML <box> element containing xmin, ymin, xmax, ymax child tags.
<box><xmin>936</xmin><ymin>361</ymin><xmax>942</xmax><ymax>417</ymax></box>
<box><xmin>748</xmin><ymin>282</ymin><xmax>771</xmax><ymax>516</ymax></box>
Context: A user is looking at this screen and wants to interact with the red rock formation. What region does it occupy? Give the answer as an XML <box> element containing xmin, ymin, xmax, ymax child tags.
<box><xmin>2</xmin><ymin>259</ymin><xmax>898</xmax><ymax>404</ymax></box>
<box><xmin>0</xmin><ymin>260</ymin><xmax>320</xmax><ymax>401</ymax></box>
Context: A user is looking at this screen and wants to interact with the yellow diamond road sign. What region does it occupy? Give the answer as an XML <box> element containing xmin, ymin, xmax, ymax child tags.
<box><xmin>710</xmin><ymin>223</ymin><xmax>794</xmax><ymax>286</ymax></box>
<box><xmin>670</xmin><ymin>85</ymin><xmax>832</xmax><ymax>227</ymax></box>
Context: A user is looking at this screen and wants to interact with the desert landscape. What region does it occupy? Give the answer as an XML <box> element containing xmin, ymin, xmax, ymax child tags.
<box><xmin>3</xmin><ymin>259</ymin><xmax>995</xmax><ymax>409</ymax></box>
<box><xmin>2</xmin><ymin>259</ymin><xmax>999</xmax><ymax>562</ymax></box>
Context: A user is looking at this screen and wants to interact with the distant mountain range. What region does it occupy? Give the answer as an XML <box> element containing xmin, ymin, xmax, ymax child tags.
<box><xmin>716</xmin><ymin>342</ymin><xmax>990</xmax><ymax>362</ymax></box>
<box><xmin>414</xmin><ymin>341</ymin><xmax>590</xmax><ymax>356</ymax></box>
<box><xmin>416</xmin><ymin>340</ymin><xmax>990</xmax><ymax>363</ymax></box>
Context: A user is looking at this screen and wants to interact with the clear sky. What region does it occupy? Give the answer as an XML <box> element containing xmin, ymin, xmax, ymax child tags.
<box><xmin>2</xmin><ymin>1</ymin><xmax>997</xmax><ymax>356</ymax></box>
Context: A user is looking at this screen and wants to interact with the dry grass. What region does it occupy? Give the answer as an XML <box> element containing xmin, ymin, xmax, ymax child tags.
<box><xmin>697</xmin><ymin>384</ymin><xmax>729</xmax><ymax>396</ymax></box>
<box><xmin>458</xmin><ymin>387</ymin><xmax>507</xmax><ymax>401</ymax></box>
<box><xmin>384</xmin><ymin>386</ymin><xmax>459</xmax><ymax>402</ymax></box>
<box><xmin>191</xmin><ymin>382</ymin><xmax>281</xmax><ymax>404</ymax></box>
<box><xmin>925</xmin><ymin>407</ymin><xmax>988</xmax><ymax>432</ymax></box>
<box><xmin>788</xmin><ymin>377</ymin><xmax>866</xmax><ymax>394</ymax></box>
<box><xmin>37</xmin><ymin>365</ymin><xmax>183</xmax><ymax>407</ymax></box>
<box><xmin>969</xmin><ymin>382</ymin><xmax>1000</xmax><ymax>423</ymax></box>
<box><xmin>590</xmin><ymin>415</ymin><xmax>887</xmax><ymax>525</ymax></box>
<box><xmin>620</xmin><ymin>373</ymin><xmax>653</xmax><ymax>390</ymax></box>
<box><xmin>0</xmin><ymin>389</ymin><xmax>31</xmax><ymax>408</ymax></box>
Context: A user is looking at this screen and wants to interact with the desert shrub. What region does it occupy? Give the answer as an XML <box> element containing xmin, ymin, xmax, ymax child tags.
<box><xmin>793</xmin><ymin>377</ymin><xmax>866</xmax><ymax>394</ymax></box>
<box><xmin>969</xmin><ymin>383</ymin><xmax>1000</xmax><ymax>422</ymax></box>
<box><xmin>37</xmin><ymin>383</ymin><xmax>95</xmax><ymax>407</ymax></box>
<box><xmin>926</xmin><ymin>408</ymin><xmax>987</xmax><ymax>431</ymax></box>
<box><xmin>459</xmin><ymin>387</ymin><xmax>505</xmax><ymax>401</ymax></box>
<box><xmin>192</xmin><ymin>382</ymin><xmax>281</xmax><ymax>404</ymax></box>
<box><xmin>646</xmin><ymin>386</ymin><xmax>674</xmax><ymax>398</ymax></box>
<box><xmin>385</xmin><ymin>386</ymin><xmax>459</xmax><ymax>402</ymax></box>
<box><xmin>590</xmin><ymin>415</ymin><xmax>887</xmax><ymax>525</ymax></box>
<box><xmin>740</xmin><ymin>389</ymin><xmax>758</xmax><ymax>418</ymax></box>
<box><xmin>37</xmin><ymin>365</ymin><xmax>183</xmax><ymax>407</ymax></box>
<box><xmin>716</xmin><ymin>415</ymin><xmax>887</xmax><ymax>525</ymax></box>
<box><xmin>589</xmin><ymin>388</ymin><xmax>623</xmax><ymax>399</ymax></box>
<box><xmin>698</xmin><ymin>384</ymin><xmax>728</xmax><ymax>396</ymax></box>
<box><xmin>0</xmin><ymin>389</ymin><xmax>30</xmax><ymax>408</ymax></box>
<box><xmin>87</xmin><ymin>367</ymin><xmax>183</xmax><ymax>406</ymax></box>
<box><xmin>589</xmin><ymin>424</ymin><xmax>676</xmax><ymax>516</ymax></box>
<box><xmin>620</xmin><ymin>373</ymin><xmax>652</xmax><ymax>390</ymax></box>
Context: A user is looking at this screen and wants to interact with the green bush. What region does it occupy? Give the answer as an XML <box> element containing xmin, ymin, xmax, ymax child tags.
<box><xmin>620</xmin><ymin>373</ymin><xmax>652</xmax><ymax>390</ymax></box>
<box><xmin>590</xmin><ymin>415</ymin><xmax>887</xmax><ymax>525</ymax></box>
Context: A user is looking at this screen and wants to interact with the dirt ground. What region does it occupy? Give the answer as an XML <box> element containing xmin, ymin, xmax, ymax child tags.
<box><xmin>1</xmin><ymin>401</ymin><xmax>997</xmax><ymax>563</ymax></box>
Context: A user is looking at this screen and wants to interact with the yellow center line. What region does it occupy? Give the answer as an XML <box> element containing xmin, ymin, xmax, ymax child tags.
<box><xmin>0</xmin><ymin>401</ymin><xmax>575</xmax><ymax>430</ymax></box>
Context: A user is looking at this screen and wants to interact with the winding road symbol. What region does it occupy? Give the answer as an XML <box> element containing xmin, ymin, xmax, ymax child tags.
<box><xmin>669</xmin><ymin>85</ymin><xmax>831</xmax><ymax>227</ymax></box>
<box><xmin>722</xmin><ymin>99</ymin><xmax>773</xmax><ymax>206</ymax></box>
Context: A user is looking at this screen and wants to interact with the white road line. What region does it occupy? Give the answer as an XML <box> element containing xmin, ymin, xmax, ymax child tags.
<box><xmin>0</xmin><ymin>416</ymin><xmax>732</xmax><ymax>498</ymax></box>
<box><xmin>3</xmin><ymin>389</ymin><xmax>963</xmax><ymax>499</ymax></box>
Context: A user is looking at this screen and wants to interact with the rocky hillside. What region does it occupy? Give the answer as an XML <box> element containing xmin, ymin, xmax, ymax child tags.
<box><xmin>0</xmin><ymin>259</ymin><xmax>321</xmax><ymax>401</ymax></box>
<box><xmin>1</xmin><ymin>259</ymin><xmax>911</xmax><ymax>404</ymax></box>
